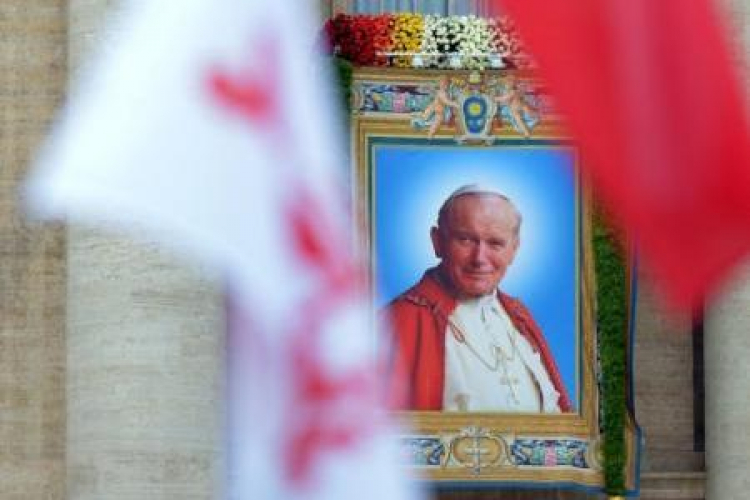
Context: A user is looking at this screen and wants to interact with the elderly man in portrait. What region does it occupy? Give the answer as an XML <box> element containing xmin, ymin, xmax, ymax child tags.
<box><xmin>383</xmin><ymin>185</ymin><xmax>571</xmax><ymax>413</ymax></box>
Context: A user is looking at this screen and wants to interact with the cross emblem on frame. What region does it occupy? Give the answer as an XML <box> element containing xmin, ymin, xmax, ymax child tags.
<box><xmin>451</xmin><ymin>426</ymin><xmax>507</xmax><ymax>475</ymax></box>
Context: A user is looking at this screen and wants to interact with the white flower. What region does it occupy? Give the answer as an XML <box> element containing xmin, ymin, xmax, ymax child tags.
<box><xmin>414</xmin><ymin>14</ymin><xmax>507</xmax><ymax>69</ymax></box>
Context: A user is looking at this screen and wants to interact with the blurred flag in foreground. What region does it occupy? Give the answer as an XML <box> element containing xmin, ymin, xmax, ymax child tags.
<box><xmin>498</xmin><ymin>0</ymin><xmax>750</xmax><ymax>309</ymax></box>
<box><xmin>26</xmin><ymin>1</ymin><xmax>418</xmax><ymax>499</ymax></box>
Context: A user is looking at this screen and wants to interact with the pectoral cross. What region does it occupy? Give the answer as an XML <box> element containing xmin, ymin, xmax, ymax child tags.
<box><xmin>498</xmin><ymin>373</ymin><xmax>520</xmax><ymax>405</ymax></box>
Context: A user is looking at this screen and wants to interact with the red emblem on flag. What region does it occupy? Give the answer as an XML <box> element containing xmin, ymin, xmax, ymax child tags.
<box><xmin>208</xmin><ymin>38</ymin><xmax>380</xmax><ymax>490</ymax></box>
<box><xmin>208</xmin><ymin>36</ymin><xmax>283</xmax><ymax>135</ymax></box>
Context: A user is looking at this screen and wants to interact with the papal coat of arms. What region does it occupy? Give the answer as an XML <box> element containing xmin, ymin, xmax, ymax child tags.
<box><xmin>411</xmin><ymin>72</ymin><xmax>540</xmax><ymax>143</ymax></box>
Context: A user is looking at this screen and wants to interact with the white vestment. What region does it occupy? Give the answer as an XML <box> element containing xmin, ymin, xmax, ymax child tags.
<box><xmin>442</xmin><ymin>293</ymin><xmax>561</xmax><ymax>413</ymax></box>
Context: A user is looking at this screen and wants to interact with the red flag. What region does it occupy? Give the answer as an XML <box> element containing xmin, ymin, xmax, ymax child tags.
<box><xmin>497</xmin><ymin>0</ymin><xmax>750</xmax><ymax>308</ymax></box>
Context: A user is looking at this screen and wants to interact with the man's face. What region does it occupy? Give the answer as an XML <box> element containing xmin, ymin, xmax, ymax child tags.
<box><xmin>431</xmin><ymin>194</ymin><xmax>519</xmax><ymax>299</ymax></box>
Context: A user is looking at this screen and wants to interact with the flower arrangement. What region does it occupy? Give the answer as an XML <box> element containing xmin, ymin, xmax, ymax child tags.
<box><xmin>419</xmin><ymin>15</ymin><xmax>441</xmax><ymax>66</ymax></box>
<box><xmin>391</xmin><ymin>13</ymin><xmax>424</xmax><ymax>67</ymax></box>
<box><xmin>323</xmin><ymin>13</ymin><xmax>530</xmax><ymax>70</ymax></box>
<box><xmin>324</xmin><ymin>14</ymin><xmax>393</xmax><ymax>66</ymax></box>
<box><xmin>461</xmin><ymin>16</ymin><xmax>496</xmax><ymax>70</ymax></box>
<box><xmin>491</xmin><ymin>16</ymin><xmax>529</xmax><ymax>67</ymax></box>
<box><xmin>432</xmin><ymin>16</ymin><xmax>462</xmax><ymax>58</ymax></box>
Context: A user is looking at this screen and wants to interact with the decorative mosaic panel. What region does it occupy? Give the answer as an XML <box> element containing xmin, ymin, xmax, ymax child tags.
<box><xmin>398</xmin><ymin>427</ymin><xmax>597</xmax><ymax>474</ymax></box>
<box><xmin>353</xmin><ymin>72</ymin><xmax>558</xmax><ymax>143</ymax></box>
<box><xmin>400</xmin><ymin>437</ymin><xmax>446</xmax><ymax>467</ymax></box>
<box><xmin>511</xmin><ymin>439</ymin><xmax>589</xmax><ymax>468</ymax></box>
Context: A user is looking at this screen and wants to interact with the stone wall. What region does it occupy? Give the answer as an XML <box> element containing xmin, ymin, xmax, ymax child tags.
<box><xmin>0</xmin><ymin>2</ymin><xmax>67</xmax><ymax>499</ymax></box>
<box><xmin>64</xmin><ymin>1</ymin><xmax>225</xmax><ymax>498</ymax></box>
<box><xmin>634</xmin><ymin>274</ymin><xmax>702</xmax><ymax>473</ymax></box>
<box><xmin>2</xmin><ymin>1</ymin><xmax>226</xmax><ymax>498</ymax></box>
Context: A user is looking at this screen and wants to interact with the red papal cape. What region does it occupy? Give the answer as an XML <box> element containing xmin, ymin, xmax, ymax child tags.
<box><xmin>383</xmin><ymin>268</ymin><xmax>572</xmax><ymax>412</ymax></box>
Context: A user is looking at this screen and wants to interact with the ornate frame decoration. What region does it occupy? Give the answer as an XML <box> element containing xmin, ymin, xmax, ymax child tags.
<box><xmin>351</xmin><ymin>67</ymin><xmax>640</xmax><ymax>493</ymax></box>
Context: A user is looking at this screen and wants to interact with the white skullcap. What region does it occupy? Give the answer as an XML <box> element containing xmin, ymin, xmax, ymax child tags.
<box><xmin>437</xmin><ymin>184</ymin><xmax>521</xmax><ymax>231</ymax></box>
<box><xmin>445</xmin><ymin>183</ymin><xmax>509</xmax><ymax>202</ymax></box>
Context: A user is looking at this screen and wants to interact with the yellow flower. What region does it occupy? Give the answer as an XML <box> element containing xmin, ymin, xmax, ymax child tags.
<box><xmin>387</xmin><ymin>13</ymin><xmax>425</xmax><ymax>67</ymax></box>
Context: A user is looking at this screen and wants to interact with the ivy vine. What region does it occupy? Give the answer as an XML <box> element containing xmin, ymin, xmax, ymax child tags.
<box><xmin>332</xmin><ymin>56</ymin><xmax>353</xmax><ymax>115</ymax></box>
<box><xmin>593</xmin><ymin>209</ymin><xmax>629</xmax><ymax>495</ymax></box>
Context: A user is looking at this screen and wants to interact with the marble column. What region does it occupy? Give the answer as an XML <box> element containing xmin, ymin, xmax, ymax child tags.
<box><xmin>705</xmin><ymin>263</ymin><xmax>750</xmax><ymax>500</ymax></box>
<box><xmin>66</xmin><ymin>1</ymin><xmax>225</xmax><ymax>498</ymax></box>
<box><xmin>704</xmin><ymin>2</ymin><xmax>750</xmax><ymax>500</ymax></box>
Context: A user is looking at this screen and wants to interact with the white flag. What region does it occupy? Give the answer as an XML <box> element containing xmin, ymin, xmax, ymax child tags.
<box><xmin>27</xmin><ymin>1</ymin><xmax>420</xmax><ymax>499</ymax></box>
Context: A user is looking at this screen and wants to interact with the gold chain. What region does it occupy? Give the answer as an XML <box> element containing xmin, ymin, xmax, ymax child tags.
<box><xmin>447</xmin><ymin>316</ymin><xmax>522</xmax><ymax>404</ymax></box>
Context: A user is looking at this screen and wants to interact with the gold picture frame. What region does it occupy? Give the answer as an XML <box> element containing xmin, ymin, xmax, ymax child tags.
<box><xmin>350</xmin><ymin>67</ymin><xmax>639</xmax><ymax>491</ymax></box>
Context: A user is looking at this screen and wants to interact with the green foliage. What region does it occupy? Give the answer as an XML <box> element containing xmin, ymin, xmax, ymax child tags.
<box><xmin>593</xmin><ymin>211</ymin><xmax>629</xmax><ymax>494</ymax></box>
<box><xmin>331</xmin><ymin>56</ymin><xmax>353</xmax><ymax>115</ymax></box>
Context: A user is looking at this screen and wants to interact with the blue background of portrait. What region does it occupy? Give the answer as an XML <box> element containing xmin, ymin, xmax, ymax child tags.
<box><xmin>372</xmin><ymin>140</ymin><xmax>579</xmax><ymax>409</ymax></box>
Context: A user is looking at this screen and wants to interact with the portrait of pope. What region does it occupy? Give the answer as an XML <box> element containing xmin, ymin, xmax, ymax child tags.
<box><xmin>382</xmin><ymin>184</ymin><xmax>571</xmax><ymax>413</ymax></box>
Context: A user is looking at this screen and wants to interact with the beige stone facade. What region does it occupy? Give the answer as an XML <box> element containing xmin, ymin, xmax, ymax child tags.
<box><xmin>1</xmin><ymin>1</ymin><xmax>749</xmax><ymax>499</ymax></box>
<box><xmin>1</xmin><ymin>2</ymin><xmax>67</xmax><ymax>498</ymax></box>
<box><xmin>705</xmin><ymin>263</ymin><xmax>750</xmax><ymax>500</ymax></box>
<box><xmin>3</xmin><ymin>1</ymin><xmax>225</xmax><ymax>498</ymax></box>
<box><xmin>63</xmin><ymin>1</ymin><xmax>225</xmax><ymax>498</ymax></box>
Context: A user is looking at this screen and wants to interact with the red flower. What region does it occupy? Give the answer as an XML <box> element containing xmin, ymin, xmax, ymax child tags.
<box><xmin>327</xmin><ymin>14</ymin><xmax>394</xmax><ymax>66</ymax></box>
